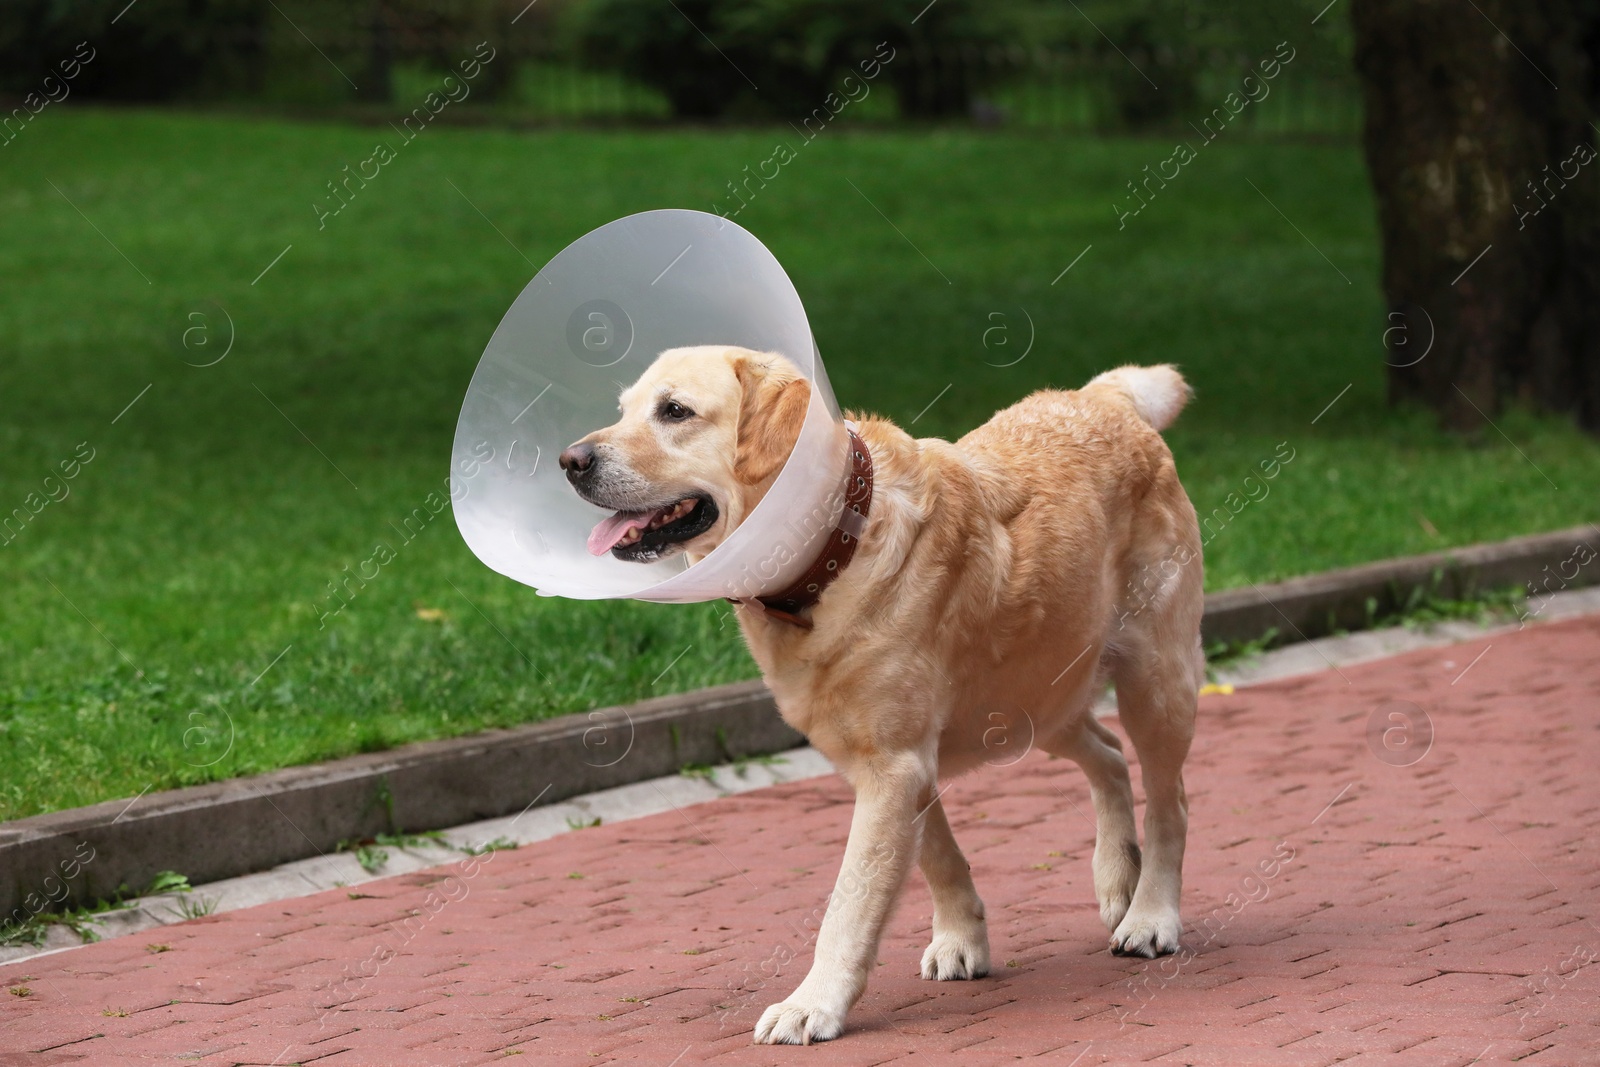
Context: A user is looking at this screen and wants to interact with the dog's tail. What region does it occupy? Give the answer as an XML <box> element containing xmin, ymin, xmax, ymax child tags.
<box><xmin>1084</xmin><ymin>364</ymin><xmax>1192</xmax><ymax>431</ymax></box>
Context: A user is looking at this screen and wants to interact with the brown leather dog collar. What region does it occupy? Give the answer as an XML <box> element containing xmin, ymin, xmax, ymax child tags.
<box><xmin>732</xmin><ymin>426</ymin><xmax>874</xmax><ymax>630</ymax></box>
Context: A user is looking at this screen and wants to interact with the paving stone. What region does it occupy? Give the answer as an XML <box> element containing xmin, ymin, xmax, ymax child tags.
<box><xmin>3</xmin><ymin>615</ymin><xmax>1600</xmax><ymax>1063</ymax></box>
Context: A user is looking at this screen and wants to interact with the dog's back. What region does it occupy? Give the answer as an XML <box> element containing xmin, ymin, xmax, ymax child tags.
<box><xmin>958</xmin><ymin>363</ymin><xmax>1191</xmax><ymax>473</ymax></box>
<box><xmin>953</xmin><ymin>364</ymin><xmax>1197</xmax><ymax>564</ymax></box>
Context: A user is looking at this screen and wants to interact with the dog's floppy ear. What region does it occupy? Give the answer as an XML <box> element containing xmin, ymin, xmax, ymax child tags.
<box><xmin>732</xmin><ymin>351</ymin><xmax>810</xmax><ymax>486</ymax></box>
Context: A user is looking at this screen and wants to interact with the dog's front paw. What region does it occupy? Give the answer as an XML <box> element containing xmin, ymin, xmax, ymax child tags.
<box><xmin>1110</xmin><ymin>909</ymin><xmax>1182</xmax><ymax>958</ymax></box>
<box><xmin>753</xmin><ymin>999</ymin><xmax>846</xmax><ymax>1045</ymax></box>
<box><xmin>920</xmin><ymin>929</ymin><xmax>990</xmax><ymax>980</ymax></box>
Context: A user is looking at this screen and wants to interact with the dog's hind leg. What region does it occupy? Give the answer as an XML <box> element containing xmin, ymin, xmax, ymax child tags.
<box><xmin>917</xmin><ymin>792</ymin><xmax>990</xmax><ymax>980</ymax></box>
<box><xmin>1106</xmin><ymin>637</ymin><xmax>1200</xmax><ymax>958</ymax></box>
<box><xmin>1042</xmin><ymin>714</ymin><xmax>1141</xmax><ymax>933</ymax></box>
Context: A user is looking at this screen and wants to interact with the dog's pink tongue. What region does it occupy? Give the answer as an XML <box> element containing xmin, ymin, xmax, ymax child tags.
<box><xmin>587</xmin><ymin>510</ymin><xmax>652</xmax><ymax>556</ymax></box>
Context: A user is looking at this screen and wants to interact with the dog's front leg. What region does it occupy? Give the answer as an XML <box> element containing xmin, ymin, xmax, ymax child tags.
<box><xmin>754</xmin><ymin>753</ymin><xmax>928</xmax><ymax>1045</ymax></box>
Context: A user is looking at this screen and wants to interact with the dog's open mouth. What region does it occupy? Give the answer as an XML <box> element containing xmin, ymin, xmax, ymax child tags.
<box><xmin>585</xmin><ymin>494</ymin><xmax>719</xmax><ymax>561</ymax></box>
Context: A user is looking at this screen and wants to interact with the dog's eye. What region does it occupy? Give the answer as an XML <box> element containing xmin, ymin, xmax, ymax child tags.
<box><xmin>659</xmin><ymin>400</ymin><xmax>694</xmax><ymax>422</ymax></box>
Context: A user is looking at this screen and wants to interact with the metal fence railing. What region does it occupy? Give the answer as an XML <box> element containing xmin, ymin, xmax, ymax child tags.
<box><xmin>947</xmin><ymin>46</ymin><xmax>1361</xmax><ymax>134</ymax></box>
<box><xmin>328</xmin><ymin>41</ymin><xmax>1362</xmax><ymax>133</ymax></box>
<box><xmin>4</xmin><ymin>16</ymin><xmax>1363</xmax><ymax>134</ymax></box>
<box><xmin>357</xmin><ymin>45</ymin><xmax>1361</xmax><ymax>133</ymax></box>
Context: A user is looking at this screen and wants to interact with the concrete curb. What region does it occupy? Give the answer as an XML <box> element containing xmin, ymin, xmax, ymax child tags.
<box><xmin>1</xmin><ymin>680</ymin><xmax>799</xmax><ymax>930</ymax></box>
<box><xmin>1199</xmin><ymin>523</ymin><xmax>1597</xmax><ymax>646</ymax></box>
<box><xmin>3</xmin><ymin>522</ymin><xmax>1595</xmax><ymax>925</ymax></box>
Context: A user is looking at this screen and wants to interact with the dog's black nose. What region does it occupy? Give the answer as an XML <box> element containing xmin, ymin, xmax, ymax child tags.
<box><xmin>559</xmin><ymin>442</ymin><xmax>597</xmax><ymax>482</ymax></box>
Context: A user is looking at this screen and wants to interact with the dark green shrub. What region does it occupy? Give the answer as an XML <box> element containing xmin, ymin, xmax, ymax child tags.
<box><xmin>570</xmin><ymin>0</ymin><xmax>772</xmax><ymax>117</ymax></box>
<box><xmin>568</xmin><ymin>0</ymin><xmax>1011</xmax><ymax>120</ymax></box>
<box><xmin>1039</xmin><ymin>0</ymin><xmax>1356</xmax><ymax>131</ymax></box>
<box><xmin>0</xmin><ymin>0</ymin><xmax>270</xmax><ymax>101</ymax></box>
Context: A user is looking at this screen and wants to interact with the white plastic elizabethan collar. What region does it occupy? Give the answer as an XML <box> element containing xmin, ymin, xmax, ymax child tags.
<box><xmin>450</xmin><ymin>209</ymin><xmax>849</xmax><ymax>603</ymax></box>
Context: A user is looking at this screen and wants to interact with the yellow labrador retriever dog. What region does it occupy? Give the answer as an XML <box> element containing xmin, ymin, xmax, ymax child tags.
<box><xmin>559</xmin><ymin>346</ymin><xmax>1203</xmax><ymax>1045</ymax></box>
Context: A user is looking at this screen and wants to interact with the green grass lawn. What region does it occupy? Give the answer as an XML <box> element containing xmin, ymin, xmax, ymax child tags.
<box><xmin>2</xmin><ymin>109</ymin><xmax>1595</xmax><ymax>822</ymax></box>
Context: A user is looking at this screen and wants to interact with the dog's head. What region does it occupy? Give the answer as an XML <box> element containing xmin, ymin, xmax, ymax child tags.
<box><xmin>560</xmin><ymin>345</ymin><xmax>811</xmax><ymax>563</ymax></box>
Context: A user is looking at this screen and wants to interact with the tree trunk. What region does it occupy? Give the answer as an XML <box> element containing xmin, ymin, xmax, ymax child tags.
<box><xmin>1351</xmin><ymin>0</ymin><xmax>1600</xmax><ymax>433</ymax></box>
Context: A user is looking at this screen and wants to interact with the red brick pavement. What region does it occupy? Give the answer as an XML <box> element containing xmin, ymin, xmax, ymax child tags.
<box><xmin>4</xmin><ymin>616</ymin><xmax>1599</xmax><ymax>1066</ymax></box>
